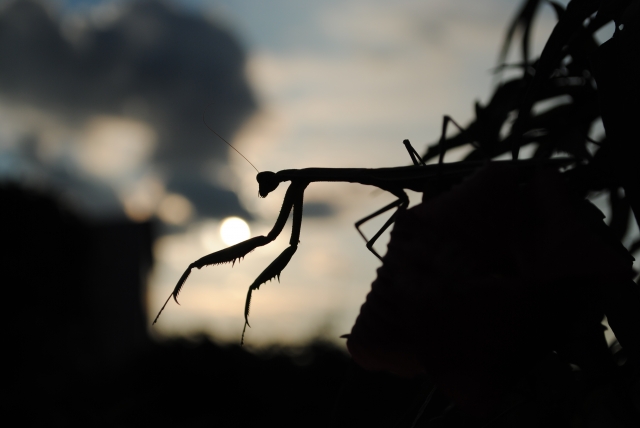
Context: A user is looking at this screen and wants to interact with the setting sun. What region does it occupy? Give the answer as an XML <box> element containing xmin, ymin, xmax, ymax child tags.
<box><xmin>219</xmin><ymin>217</ymin><xmax>251</xmax><ymax>246</ymax></box>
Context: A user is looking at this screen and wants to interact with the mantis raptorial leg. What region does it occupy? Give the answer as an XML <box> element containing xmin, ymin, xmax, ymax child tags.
<box><xmin>152</xmin><ymin>180</ymin><xmax>308</xmax><ymax>327</ymax></box>
<box><xmin>241</xmin><ymin>180</ymin><xmax>308</xmax><ymax>345</ymax></box>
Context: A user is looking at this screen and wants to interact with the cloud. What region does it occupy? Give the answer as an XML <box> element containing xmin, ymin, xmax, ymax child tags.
<box><xmin>0</xmin><ymin>0</ymin><xmax>256</xmax><ymax>219</ymax></box>
<box><xmin>223</xmin><ymin>0</ymin><xmax>562</xmax><ymax>225</ymax></box>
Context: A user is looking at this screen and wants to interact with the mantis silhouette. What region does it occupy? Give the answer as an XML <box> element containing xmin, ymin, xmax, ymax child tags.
<box><xmin>152</xmin><ymin>116</ymin><xmax>574</xmax><ymax>344</ymax></box>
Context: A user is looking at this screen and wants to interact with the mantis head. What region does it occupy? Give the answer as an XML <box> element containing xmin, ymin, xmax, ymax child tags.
<box><xmin>257</xmin><ymin>171</ymin><xmax>279</xmax><ymax>197</ymax></box>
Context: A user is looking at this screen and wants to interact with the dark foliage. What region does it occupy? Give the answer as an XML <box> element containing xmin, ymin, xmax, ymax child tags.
<box><xmin>349</xmin><ymin>0</ymin><xmax>640</xmax><ymax>425</ymax></box>
<box><xmin>85</xmin><ymin>338</ymin><xmax>428</xmax><ymax>428</ymax></box>
<box><xmin>419</xmin><ymin>0</ymin><xmax>640</xmax><ymax>364</ymax></box>
<box><xmin>423</xmin><ymin>0</ymin><xmax>640</xmax><ymax>230</ymax></box>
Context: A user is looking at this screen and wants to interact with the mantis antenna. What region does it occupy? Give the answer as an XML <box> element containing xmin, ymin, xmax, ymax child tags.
<box><xmin>202</xmin><ymin>104</ymin><xmax>259</xmax><ymax>173</ymax></box>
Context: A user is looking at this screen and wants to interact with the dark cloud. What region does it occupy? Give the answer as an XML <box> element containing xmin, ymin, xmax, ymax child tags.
<box><xmin>0</xmin><ymin>0</ymin><xmax>257</xmax><ymax>218</ymax></box>
<box><xmin>302</xmin><ymin>202</ymin><xmax>335</xmax><ymax>217</ymax></box>
<box><xmin>166</xmin><ymin>176</ymin><xmax>252</xmax><ymax>219</ymax></box>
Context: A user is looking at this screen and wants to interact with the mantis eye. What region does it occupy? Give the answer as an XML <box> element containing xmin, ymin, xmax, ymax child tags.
<box><xmin>257</xmin><ymin>171</ymin><xmax>279</xmax><ymax>197</ymax></box>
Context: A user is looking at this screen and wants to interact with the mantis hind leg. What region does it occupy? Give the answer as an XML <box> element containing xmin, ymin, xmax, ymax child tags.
<box><xmin>355</xmin><ymin>190</ymin><xmax>409</xmax><ymax>261</ymax></box>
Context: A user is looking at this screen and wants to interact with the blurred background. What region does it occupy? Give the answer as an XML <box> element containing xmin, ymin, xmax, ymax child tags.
<box><xmin>2</xmin><ymin>0</ymin><xmax>637</xmax><ymax>424</ymax></box>
<box><xmin>1</xmin><ymin>0</ymin><xmax>577</xmax><ymax>347</ymax></box>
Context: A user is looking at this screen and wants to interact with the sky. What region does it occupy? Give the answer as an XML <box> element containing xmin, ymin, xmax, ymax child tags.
<box><xmin>3</xmin><ymin>0</ymin><xmax>629</xmax><ymax>347</ymax></box>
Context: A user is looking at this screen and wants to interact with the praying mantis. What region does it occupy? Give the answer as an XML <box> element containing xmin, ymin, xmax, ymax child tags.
<box><xmin>151</xmin><ymin>0</ymin><xmax>624</xmax><ymax>344</ymax></box>
<box><xmin>152</xmin><ymin>116</ymin><xmax>574</xmax><ymax>344</ymax></box>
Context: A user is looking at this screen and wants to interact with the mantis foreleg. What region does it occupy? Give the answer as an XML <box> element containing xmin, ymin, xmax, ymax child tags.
<box><xmin>242</xmin><ymin>180</ymin><xmax>308</xmax><ymax>344</ymax></box>
<box><xmin>152</xmin><ymin>180</ymin><xmax>307</xmax><ymax>325</ymax></box>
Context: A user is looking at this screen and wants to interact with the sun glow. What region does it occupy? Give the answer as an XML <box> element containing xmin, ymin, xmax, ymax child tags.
<box><xmin>219</xmin><ymin>217</ymin><xmax>251</xmax><ymax>246</ymax></box>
